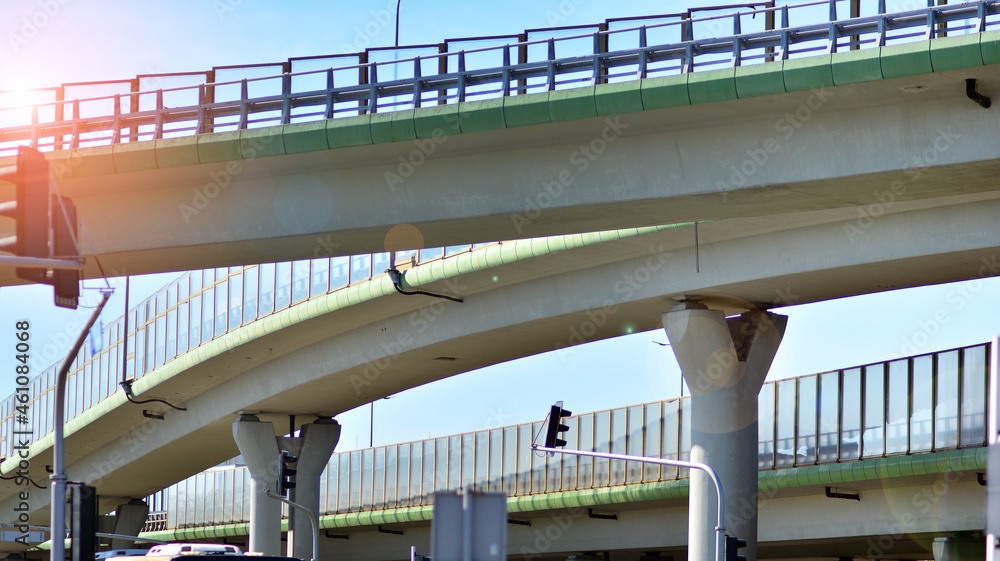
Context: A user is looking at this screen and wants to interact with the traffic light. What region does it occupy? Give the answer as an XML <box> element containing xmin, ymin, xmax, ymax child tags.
<box><xmin>725</xmin><ymin>535</ymin><xmax>747</xmax><ymax>561</ymax></box>
<box><xmin>49</xmin><ymin>195</ymin><xmax>79</xmax><ymax>309</ymax></box>
<box><xmin>0</xmin><ymin>146</ymin><xmax>51</xmax><ymax>282</ymax></box>
<box><xmin>69</xmin><ymin>484</ymin><xmax>97</xmax><ymax>561</ymax></box>
<box><xmin>544</xmin><ymin>401</ymin><xmax>572</xmax><ymax>448</ymax></box>
<box><xmin>277</xmin><ymin>450</ymin><xmax>297</xmax><ymax>496</ymax></box>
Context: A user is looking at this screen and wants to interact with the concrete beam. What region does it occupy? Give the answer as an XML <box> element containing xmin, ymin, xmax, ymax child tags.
<box><xmin>4</xmin><ymin>65</ymin><xmax>999</xmax><ymax>285</ymax></box>
<box><xmin>3</xmin><ymin>197</ymin><xmax>1000</xmax><ymax>518</ymax></box>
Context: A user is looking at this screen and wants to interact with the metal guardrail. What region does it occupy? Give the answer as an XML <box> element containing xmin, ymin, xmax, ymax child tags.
<box><xmin>0</xmin><ymin>243</ymin><xmax>494</xmax><ymax>460</ymax></box>
<box><xmin>1</xmin><ymin>0</ymin><xmax>997</xmax><ymax>157</ymax></box>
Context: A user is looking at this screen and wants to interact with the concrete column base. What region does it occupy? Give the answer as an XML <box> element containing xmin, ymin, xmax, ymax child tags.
<box><xmin>233</xmin><ymin>414</ymin><xmax>281</xmax><ymax>556</ymax></box>
<box><xmin>110</xmin><ymin>499</ymin><xmax>149</xmax><ymax>549</ymax></box>
<box><xmin>285</xmin><ymin>418</ymin><xmax>341</xmax><ymax>560</ymax></box>
<box><xmin>663</xmin><ymin>301</ymin><xmax>787</xmax><ymax>561</ymax></box>
<box><xmin>933</xmin><ymin>535</ymin><xmax>984</xmax><ymax>561</ymax></box>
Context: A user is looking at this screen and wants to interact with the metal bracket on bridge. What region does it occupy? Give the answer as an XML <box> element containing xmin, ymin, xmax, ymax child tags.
<box><xmin>587</xmin><ymin>508</ymin><xmax>619</xmax><ymax>521</ymax></box>
<box><xmin>323</xmin><ymin>531</ymin><xmax>349</xmax><ymax>539</ymax></box>
<box><xmin>824</xmin><ymin>486</ymin><xmax>860</xmax><ymax>501</ymax></box>
<box><xmin>378</xmin><ymin>525</ymin><xmax>404</xmax><ymax>536</ymax></box>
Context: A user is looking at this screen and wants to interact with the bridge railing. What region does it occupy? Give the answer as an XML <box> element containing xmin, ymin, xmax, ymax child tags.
<box><xmin>0</xmin><ymin>243</ymin><xmax>494</xmax><ymax>461</ymax></box>
<box><xmin>2</xmin><ymin>1</ymin><xmax>998</xmax><ymax>157</ymax></box>
<box><xmin>148</xmin><ymin>342</ymin><xmax>990</xmax><ymax>530</ymax></box>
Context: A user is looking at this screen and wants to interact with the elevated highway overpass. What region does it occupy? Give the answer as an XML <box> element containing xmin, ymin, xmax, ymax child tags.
<box><xmin>131</xmin><ymin>342</ymin><xmax>997</xmax><ymax>560</ymax></box>
<box><xmin>0</xmin><ymin>3</ymin><xmax>998</xmax><ymax>559</ymax></box>
<box><xmin>0</xmin><ymin>190</ymin><xmax>997</xmax><ymax>522</ymax></box>
<box><xmin>0</xmin><ymin>1</ymin><xmax>999</xmax><ymax>283</ymax></box>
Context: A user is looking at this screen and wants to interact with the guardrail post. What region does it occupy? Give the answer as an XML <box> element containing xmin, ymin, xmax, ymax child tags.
<box><xmin>54</xmin><ymin>87</ymin><xmax>64</xmax><ymax>151</ymax></box>
<box><xmin>682</xmin><ymin>42</ymin><xmax>695</xmax><ymax>74</ymax></box>
<box><xmin>112</xmin><ymin>94</ymin><xmax>122</xmax><ymax>144</ymax></box>
<box><xmin>196</xmin><ymin>84</ymin><xmax>207</xmax><ymax>135</ymax></box>
<box><xmin>732</xmin><ymin>12</ymin><xmax>743</xmax><ymax>67</ymax></box>
<box><xmin>70</xmin><ymin>99</ymin><xmax>80</xmax><ymax>149</ymax></box>
<box><xmin>637</xmin><ymin>26</ymin><xmax>648</xmax><ymax>79</ymax></box>
<box><xmin>358</xmin><ymin>51</ymin><xmax>369</xmax><ymax>115</ymax></box>
<box><xmin>878</xmin><ymin>0</ymin><xmax>886</xmax><ymax>14</ymax></box>
<box><xmin>437</xmin><ymin>43</ymin><xmax>449</xmax><ymax>105</ymax></box>
<box><xmin>591</xmin><ymin>32</ymin><xmax>603</xmax><ymax>84</ymax></box>
<box><xmin>681</xmin><ymin>19</ymin><xmax>694</xmax><ymax>73</ymax></box>
<box><xmin>413</xmin><ymin>57</ymin><xmax>423</xmax><ymax>108</ymax></box>
<box><xmin>517</xmin><ymin>32</ymin><xmax>528</xmax><ymax>95</ymax></box>
<box><xmin>501</xmin><ymin>46</ymin><xmax>512</xmax><ymax>97</ymax></box>
<box><xmin>368</xmin><ymin>63</ymin><xmax>379</xmax><ymax>114</ymax></box>
<box><xmin>154</xmin><ymin>90</ymin><xmax>164</xmax><ymax>140</ymax></box>
<box><xmin>281</xmin><ymin>72</ymin><xmax>292</xmax><ymax>125</ymax></box>
<box><xmin>546</xmin><ymin>38</ymin><xmax>556</xmax><ymax>91</ymax></box>
<box><xmin>324</xmin><ymin>68</ymin><xmax>335</xmax><ymax>119</ymax></box>
<box><xmin>457</xmin><ymin>51</ymin><xmax>468</xmax><ymax>102</ymax></box>
<box><xmin>238</xmin><ymin>79</ymin><xmax>249</xmax><ymax>130</ymax></box>
<box><xmin>779</xmin><ymin>6</ymin><xmax>790</xmax><ymax>60</ymax></box>
<box><xmin>130</xmin><ymin>78</ymin><xmax>140</xmax><ymax>142</ymax></box>
<box><xmin>765</xmin><ymin>0</ymin><xmax>776</xmax><ymax>62</ymax></box>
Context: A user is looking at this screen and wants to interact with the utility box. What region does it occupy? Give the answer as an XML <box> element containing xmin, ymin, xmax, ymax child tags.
<box><xmin>431</xmin><ymin>491</ymin><xmax>506</xmax><ymax>561</ymax></box>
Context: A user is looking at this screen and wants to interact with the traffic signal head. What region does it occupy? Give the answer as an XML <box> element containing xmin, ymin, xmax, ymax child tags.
<box><xmin>50</xmin><ymin>195</ymin><xmax>79</xmax><ymax>309</ymax></box>
<box><xmin>0</xmin><ymin>146</ymin><xmax>51</xmax><ymax>282</ymax></box>
<box><xmin>277</xmin><ymin>450</ymin><xmax>297</xmax><ymax>496</ymax></box>
<box><xmin>725</xmin><ymin>534</ymin><xmax>747</xmax><ymax>561</ymax></box>
<box><xmin>544</xmin><ymin>401</ymin><xmax>572</xmax><ymax>448</ymax></box>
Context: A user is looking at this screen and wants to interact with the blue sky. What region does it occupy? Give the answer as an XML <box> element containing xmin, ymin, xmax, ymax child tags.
<box><xmin>0</xmin><ymin>0</ymin><xmax>997</xmax><ymax>451</ymax></box>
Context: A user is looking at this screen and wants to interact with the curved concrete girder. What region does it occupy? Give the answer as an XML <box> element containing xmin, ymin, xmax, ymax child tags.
<box><xmin>5</xmin><ymin>64</ymin><xmax>1000</xmax><ymax>286</ymax></box>
<box><xmin>4</xmin><ymin>195</ymin><xmax>1000</xmax><ymax>519</ymax></box>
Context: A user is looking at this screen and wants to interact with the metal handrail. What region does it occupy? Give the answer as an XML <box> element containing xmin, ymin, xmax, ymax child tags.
<box><xmin>1</xmin><ymin>1</ymin><xmax>996</xmax><ymax>156</ymax></box>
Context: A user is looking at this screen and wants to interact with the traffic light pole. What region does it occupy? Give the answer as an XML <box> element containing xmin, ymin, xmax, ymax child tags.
<box><xmin>987</xmin><ymin>335</ymin><xmax>999</xmax><ymax>560</ymax></box>
<box><xmin>532</xmin><ymin>445</ymin><xmax>725</xmax><ymax>561</ymax></box>
<box><xmin>264</xmin><ymin>490</ymin><xmax>319</xmax><ymax>561</ymax></box>
<box><xmin>51</xmin><ymin>291</ymin><xmax>110</xmax><ymax>561</ymax></box>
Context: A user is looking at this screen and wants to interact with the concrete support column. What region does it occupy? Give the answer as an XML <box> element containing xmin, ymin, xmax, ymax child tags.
<box><xmin>233</xmin><ymin>414</ymin><xmax>281</xmax><ymax>556</ymax></box>
<box><xmin>663</xmin><ymin>302</ymin><xmax>786</xmax><ymax>561</ymax></box>
<box><xmin>110</xmin><ymin>499</ymin><xmax>149</xmax><ymax>549</ymax></box>
<box><xmin>282</xmin><ymin>418</ymin><xmax>341</xmax><ymax>561</ymax></box>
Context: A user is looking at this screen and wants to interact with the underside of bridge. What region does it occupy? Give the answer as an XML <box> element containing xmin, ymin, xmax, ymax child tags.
<box><xmin>129</xmin><ymin>452</ymin><xmax>985</xmax><ymax>561</ymax></box>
